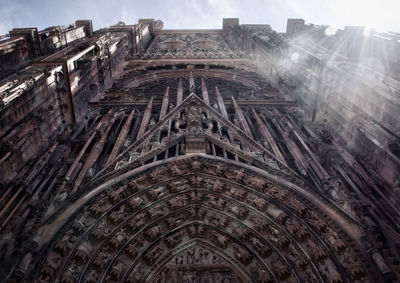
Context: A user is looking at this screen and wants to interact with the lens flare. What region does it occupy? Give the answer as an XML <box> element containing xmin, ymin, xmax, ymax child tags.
<box><xmin>324</xmin><ymin>26</ymin><xmax>338</xmax><ymax>36</ymax></box>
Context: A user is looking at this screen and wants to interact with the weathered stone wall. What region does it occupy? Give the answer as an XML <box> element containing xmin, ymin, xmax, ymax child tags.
<box><xmin>0</xmin><ymin>24</ymin><xmax>132</xmax><ymax>185</ymax></box>
<box><xmin>0</xmin><ymin>36</ymin><xmax>30</xmax><ymax>79</ymax></box>
<box><xmin>236</xmin><ymin>20</ymin><xmax>400</xmax><ymax>192</ymax></box>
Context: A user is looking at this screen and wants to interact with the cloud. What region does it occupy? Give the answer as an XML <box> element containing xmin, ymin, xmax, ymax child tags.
<box><xmin>0</xmin><ymin>0</ymin><xmax>398</xmax><ymax>34</ymax></box>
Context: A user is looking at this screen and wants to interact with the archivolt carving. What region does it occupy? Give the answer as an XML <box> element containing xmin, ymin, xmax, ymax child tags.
<box><xmin>18</xmin><ymin>156</ymin><xmax>374</xmax><ymax>282</ymax></box>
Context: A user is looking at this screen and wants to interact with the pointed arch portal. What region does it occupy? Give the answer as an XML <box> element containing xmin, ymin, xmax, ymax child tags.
<box><xmin>24</xmin><ymin>151</ymin><xmax>371</xmax><ymax>283</ymax></box>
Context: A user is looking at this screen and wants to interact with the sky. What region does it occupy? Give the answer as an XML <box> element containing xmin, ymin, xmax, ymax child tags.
<box><xmin>0</xmin><ymin>0</ymin><xmax>399</xmax><ymax>35</ymax></box>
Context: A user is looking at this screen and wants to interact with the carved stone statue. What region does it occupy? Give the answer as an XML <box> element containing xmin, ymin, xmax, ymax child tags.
<box><xmin>251</xmin><ymin>237</ymin><xmax>272</xmax><ymax>258</ymax></box>
<box><xmin>211</xmin><ymin>231</ymin><xmax>229</xmax><ymax>248</ymax></box>
<box><xmin>127</xmin><ymin>241</ymin><xmax>142</xmax><ymax>258</ymax></box>
<box><xmin>146</xmin><ymin>225</ymin><xmax>164</xmax><ymax>240</ymax></box>
<box><xmin>165</xmin><ymin>231</ymin><xmax>184</xmax><ymax>247</ymax></box>
<box><xmin>272</xmin><ymin>259</ymin><xmax>290</xmax><ymax>280</ymax></box>
<box><xmin>232</xmin><ymin>243</ymin><xmax>252</xmax><ymax>264</ymax></box>
<box><xmin>145</xmin><ymin>245</ymin><xmax>164</xmax><ymax>264</ymax></box>
<box><xmin>251</xmin><ymin>264</ymin><xmax>272</xmax><ymax>283</ymax></box>
<box><xmin>110</xmin><ymin>261</ymin><xmax>125</xmax><ymax>280</ymax></box>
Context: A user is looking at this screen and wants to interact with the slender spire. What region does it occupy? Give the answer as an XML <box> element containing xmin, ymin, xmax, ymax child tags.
<box><xmin>215</xmin><ymin>86</ymin><xmax>228</xmax><ymax>118</ymax></box>
<box><xmin>252</xmin><ymin>109</ymin><xmax>286</xmax><ymax>164</ymax></box>
<box><xmin>74</xmin><ymin>114</ymin><xmax>115</xmax><ymax>191</ymax></box>
<box><xmin>107</xmin><ymin>108</ymin><xmax>135</xmax><ymax>164</ymax></box>
<box><xmin>201</xmin><ymin>78</ymin><xmax>210</xmax><ymax>105</ymax></box>
<box><xmin>137</xmin><ymin>97</ymin><xmax>153</xmax><ymax>138</ymax></box>
<box><xmin>284</xmin><ymin>115</ymin><xmax>329</xmax><ymax>179</ymax></box>
<box><xmin>66</xmin><ymin>112</ymin><xmax>110</xmax><ymax>181</ymax></box>
<box><xmin>232</xmin><ymin>97</ymin><xmax>253</xmax><ymax>138</ymax></box>
<box><xmin>271</xmin><ymin>111</ymin><xmax>308</xmax><ymax>175</ymax></box>
<box><xmin>65</xmin><ymin>131</ymin><xmax>96</xmax><ymax>181</ymax></box>
<box><xmin>189</xmin><ymin>71</ymin><xmax>195</xmax><ymax>93</ymax></box>
<box><xmin>160</xmin><ymin>86</ymin><xmax>169</xmax><ymax>119</ymax></box>
<box><xmin>177</xmin><ymin>78</ymin><xmax>183</xmax><ymax>105</ymax></box>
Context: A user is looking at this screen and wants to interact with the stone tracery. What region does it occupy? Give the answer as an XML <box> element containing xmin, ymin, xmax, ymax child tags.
<box><xmin>1</xmin><ymin>17</ymin><xmax>399</xmax><ymax>283</ymax></box>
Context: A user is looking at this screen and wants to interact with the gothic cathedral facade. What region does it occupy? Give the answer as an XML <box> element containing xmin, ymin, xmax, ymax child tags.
<box><xmin>0</xmin><ymin>18</ymin><xmax>400</xmax><ymax>282</ymax></box>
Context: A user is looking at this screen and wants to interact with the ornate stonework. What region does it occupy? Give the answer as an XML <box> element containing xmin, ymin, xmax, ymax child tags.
<box><xmin>0</xmin><ymin>18</ymin><xmax>399</xmax><ymax>282</ymax></box>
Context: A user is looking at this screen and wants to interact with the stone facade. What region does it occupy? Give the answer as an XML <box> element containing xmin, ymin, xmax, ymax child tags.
<box><xmin>0</xmin><ymin>18</ymin><xmax>399</xmax><ymax>282</ymax></box>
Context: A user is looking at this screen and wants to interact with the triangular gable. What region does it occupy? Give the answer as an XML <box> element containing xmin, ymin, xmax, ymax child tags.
<box><xmin>91</xmin><ymin>93</ymin><xmax>297</xmax><ymax>183</ymax></box>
